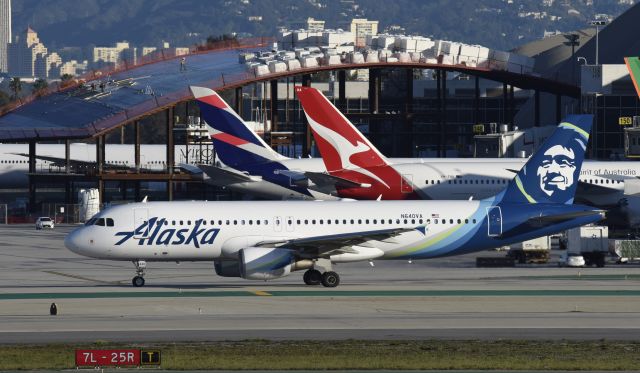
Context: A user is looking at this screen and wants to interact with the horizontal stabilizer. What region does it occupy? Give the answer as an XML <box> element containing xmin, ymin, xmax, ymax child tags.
<box><xmin>198</xmin><ymin>164</ymin><xmax>257</xmax><ymax>184</ymax></box>
<box><xmin>501</xmin><ymin>210</ymin><xmax>605</xmax><ymax>238</ymax></box>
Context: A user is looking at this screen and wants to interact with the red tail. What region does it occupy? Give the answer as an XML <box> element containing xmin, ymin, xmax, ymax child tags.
<box><xmin>296</xmin><ymin>86</ymin><xmax>419</xmax><ymax>200</ymax></box>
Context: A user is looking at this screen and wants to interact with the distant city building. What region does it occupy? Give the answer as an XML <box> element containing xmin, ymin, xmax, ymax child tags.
<box><xmin>350</xmin><ymin>18</ymin><xmax>378</xmax><ymax>47</ymax></box>
<box><xmin>0</xmin><ymin>0</ymin><xmax>11</xmax><ymax>73</ymax></box>
<box><xmin>34</xmin><ymin>51</ymin><xmax>62</xmax><ymax>78</ymax></box>
<box><xmin>59</xmin><ymin>59</ymin><xmax>88</xmax><ymax>77</ymax></box>
<box><xmin>306</xmin><ymin>17</ymin><xmax>325</xmax><ymax>31</ymax></box>
<box><xmin>141</xmin><ymin>47</ymin><xmax>157</xmax><ymax>57</ymax></box>
<box><xmin>93</xmin><ymin>41</ymin><xmax>137</xmax><ymax>68</ymax></box>
<box><xmin>7</xmin><ymin>27</ymin><xmax>55</xmax><ymax>78</ymax></box>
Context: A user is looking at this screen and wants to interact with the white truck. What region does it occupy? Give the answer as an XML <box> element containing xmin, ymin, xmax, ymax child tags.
<box><xmin>563</xmin><ymin>225</ymin><xmax>609</xmax><ymax>267</ymax></box>
<box><xmin>507</xmin><ymin>236</ymin><xmax>550</xmax><ymax>264</ymax></box>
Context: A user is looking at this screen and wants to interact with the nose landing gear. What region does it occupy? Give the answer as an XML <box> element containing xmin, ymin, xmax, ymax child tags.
<box><xmin>132</xmin><ymin>260</ymin><xmax>147</xmax><ymax>287</ymax></box>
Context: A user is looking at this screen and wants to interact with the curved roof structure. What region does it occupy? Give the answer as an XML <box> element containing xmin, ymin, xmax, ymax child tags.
<box><xmin>0</xmin><ymin>41</ymin><xmax>579</xmax><ymax>142</ymax></box>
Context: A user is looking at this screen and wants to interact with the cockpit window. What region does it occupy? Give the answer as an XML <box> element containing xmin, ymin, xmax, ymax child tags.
<box><xmin>106</xmin><ymin>218</ymin><xmax>114</xmax><ymax>227</ymax></box>
<box><xmin>95</xmin><ymin>218</ymin><xmax>105</xmax><ymax>226</ymax></box>
<box><xmin>84</xmin><ymin>218</ymin><xmax>96</xmax><ymax>226</ymax></box>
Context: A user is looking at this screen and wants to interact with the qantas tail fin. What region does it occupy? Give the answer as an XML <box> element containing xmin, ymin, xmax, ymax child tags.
<box><xmin>497</xmin><ymin>114</ymin><xmax>592</xmax><ymax>205</ymax></box>
<box><xmin>624</xmin><ymin>57</ymin><xmax>640</xmax><ymax>99</ymax></box>
<box><xmin>190</xmin><ymin>86</ymin><xmax>286</xmax><ymax>167</ymax></box>
<box><xmin>295</xmin><ymin>86</ymin><xmax>390</xmax><ymax>172</ymax></box>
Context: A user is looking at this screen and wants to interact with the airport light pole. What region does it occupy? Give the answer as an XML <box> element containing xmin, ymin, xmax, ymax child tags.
<box><xmin>590</xmin><ymin>20</ymin><xmax>607</xmax><ymax>66</ymax></box>
<box><xmin>563</xmin><ymin>33</ymin><xmax>580</xmax><ymax>85</ymax></box>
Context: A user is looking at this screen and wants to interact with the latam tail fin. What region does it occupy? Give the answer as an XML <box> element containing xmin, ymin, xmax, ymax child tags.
<box><xmin>624</xmin><ymin>57</ymin><xmax>640</xmax><ymax>99</ymax></box>
<box><xmin>497</xmin><ymin>114</ymin><xmax>592</xmax><ymax>205</ymax></box>
<box><xmin>190</xmin><ymin>86</ymin><xmax>286</xmax><ymax>167</ymax></box>
<box><xmin>295</xmin><ymin>86</ymin><xmax>390</xmax><ymax>172</ymax></box>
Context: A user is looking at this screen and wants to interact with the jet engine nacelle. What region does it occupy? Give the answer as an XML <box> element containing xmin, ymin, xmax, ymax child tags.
<box><xmin>214</xmin><ymin>260</ymin><xmax>242</xmax><ymax>277</ymax></box>
<box><xmin>239</xmin><ymin>247</ymin><xmax>311</xmax><ymax>280</ymax></box>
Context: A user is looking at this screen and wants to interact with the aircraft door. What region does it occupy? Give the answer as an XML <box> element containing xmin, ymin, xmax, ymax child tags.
<box><xmin>401</xmin><ymin>174</ymin><xmax>414</xmax><ymax>193</ymax></box>
<box><xmin>285</xmin><ymin>216</ymin><xmax>295</xmax><ymax>232</ymax></box>
<box><xmin>133</xmin><ymin>208</ymin><xmax>149</xmax><ymax>239</ymax></box>
<box><xmin>273</xmin><ymin>216</ymin><xmax>283</xmax><ymax>232</ymax></box>
<box><xmin>486</xmin><ymin>206</ymin><xmax>502</xmax><ymax>237</ymax></box>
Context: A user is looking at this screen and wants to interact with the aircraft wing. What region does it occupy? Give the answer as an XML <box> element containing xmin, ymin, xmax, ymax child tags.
<box><xmin>197</xmin><ymin>164</ymin><xmax>257</xmax><ymax>184</ymax></box>
<box><xmin>14</xmin><ymin>153</ymin><xmax>95</xmax><ymax>168</ymax></box>
<box><xmin>577</xmin><ymin>180</ymin><xmax>618</xmax><ymax>195</ymax></box>
<box><xmin>255</xmin><ymin>226</ymin><xmax>425</xmax><ymax>257</ymax></box>
<box><xmin>14</xmin><ymin>152</ymin><xmax>194</xmax><ymax>174</ymax></box>
<box><xmin>276</xmin><ymin>169</ymin><xmax>370</xmax><ymax>189</ymax></box>
<box><xmin>501</xmin><ymin>210</ymin><xmax>605</xmax><ymax>238</ymax></box>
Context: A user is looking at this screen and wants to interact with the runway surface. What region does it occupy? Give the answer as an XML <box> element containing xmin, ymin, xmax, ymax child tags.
<box><xmin>1</xmin><ymin>225</ymin><xmax>639</xmax><ymax>344</ymax></box>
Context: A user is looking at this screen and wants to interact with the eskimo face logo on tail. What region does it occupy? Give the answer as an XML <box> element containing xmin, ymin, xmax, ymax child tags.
<box><xmin>537</xmin><ymin>145</ymin><xmax>576</xmax><ymax>196</ymax></box>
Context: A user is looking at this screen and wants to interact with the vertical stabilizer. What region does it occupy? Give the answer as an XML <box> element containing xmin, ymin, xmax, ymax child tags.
<box><xmin>497</xmin><ymin>114</ymin><xmax>592</xmax><ymax>205</ymax></box>
<box><xmin>190</xmin><ymin>86</ymin><xmax>285</xmax><ymax>167</ymax></box>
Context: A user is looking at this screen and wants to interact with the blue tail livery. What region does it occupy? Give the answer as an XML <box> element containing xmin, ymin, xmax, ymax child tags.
<box><xmin>190</xmin><ymin>86</ymin><xmax>286</xmax><ymax>168</ymax></box>
<box><xmin>497</xmin><ymin>114</ymin><xmax>592</xmax><ymax>205</ymax></box>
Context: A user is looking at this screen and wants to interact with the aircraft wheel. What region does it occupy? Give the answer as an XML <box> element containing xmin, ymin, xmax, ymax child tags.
<box><xmin>132</xmin><ymin>276</ymin><xmax>145</xmax><ymax>287</ymax></box>
<box><xmin>321</xmin><ymin>271</ymin><xmax>340</xmax><ymax>288</ymax></box>
<box><xmin>303</xmin><ymin>269</ymin><xmax>322</xmax><ymax>285</ymax></box>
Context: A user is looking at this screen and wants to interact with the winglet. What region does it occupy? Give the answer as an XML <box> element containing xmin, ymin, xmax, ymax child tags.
<box><xmin>624</xmin><ymin>57</ymin><xmax>640</xmax><ymax>99</ymax></box>
<box><xmin>415</xmin><ymin>226</ymin><xmax>427</xmax><ymax>235</ymax></box>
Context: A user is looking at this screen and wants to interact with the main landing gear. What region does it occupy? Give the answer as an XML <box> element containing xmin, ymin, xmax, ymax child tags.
<box><xmin>302</xmin><ymin>259</ymin><xmax>340</xmax><ymax>288</ymax></box>
<box><xmin>132</xmin><ymin>260</ymin><xmax>146</xmax><ymax>287</ymax></box>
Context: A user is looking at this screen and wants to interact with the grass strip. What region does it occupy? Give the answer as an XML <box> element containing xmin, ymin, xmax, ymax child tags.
<box><xmin>1</xmin><ymin>340</ymin><xmax>640</xmax><ymax>370</ymax></box>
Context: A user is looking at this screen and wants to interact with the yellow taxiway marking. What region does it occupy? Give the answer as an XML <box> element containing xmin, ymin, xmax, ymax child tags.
<box><xmin>251</xmin><ymin>290</ymin><xmax>272</xmax><ymax>296</ymax></box>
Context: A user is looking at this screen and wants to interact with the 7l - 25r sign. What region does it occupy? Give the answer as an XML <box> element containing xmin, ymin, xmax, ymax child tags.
<box><xmin>75</xmin><ymin>349</ymin><xmax>161</xmax><ymax>367</ymax></box>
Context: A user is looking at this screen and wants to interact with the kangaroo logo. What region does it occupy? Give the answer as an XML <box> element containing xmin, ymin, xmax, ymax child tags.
<box><xmin>537</xmin><ymin>145</ymin><xmax>577</xmax><ymax>196</ymax></box>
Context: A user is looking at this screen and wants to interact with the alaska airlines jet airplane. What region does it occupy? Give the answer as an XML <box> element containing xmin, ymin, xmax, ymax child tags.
<box><xmin>295</xmin><ymin>86</ymin><xmax>640</xmax><ymax>209</ymax></box>
<box><xmin>65</xmin><ymin>115</ymin><xmax>603</xmax><ymax>288</ymax></box>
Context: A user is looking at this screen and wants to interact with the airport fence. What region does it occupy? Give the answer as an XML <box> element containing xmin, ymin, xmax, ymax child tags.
<box><xmin>40</xmin><ymin>203</ymin><xmax>82</xmax><ymax>224</ymax></box>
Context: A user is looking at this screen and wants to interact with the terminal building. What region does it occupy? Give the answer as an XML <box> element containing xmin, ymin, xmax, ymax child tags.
<box><xmin>0</xmin><ymin>5</ymin><xmax>639</xmax><ymax>220</ymax></box>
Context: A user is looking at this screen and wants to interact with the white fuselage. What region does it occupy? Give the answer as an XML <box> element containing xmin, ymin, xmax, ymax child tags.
<box><xmin>256</xmin><ymin>157</ymin><xmax>634</xmax><ymax>206</ymax></box>
<box><xmin>65</xmin><ymin>200</ymin><xmax>480</xmax><ymax>261</ymax></box>
<box><xmin>0</xmin><ymin>143</ymin><xmax>212</xmax><ymax>188</ymax></box>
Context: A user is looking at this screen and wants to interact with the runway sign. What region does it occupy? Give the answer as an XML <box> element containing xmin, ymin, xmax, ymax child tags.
<box><xmin>141</xmin><ymin>350</ymin><xmax>161</xmax><ymax>365</ymax></box>
<box><xmin>75</xmin><ymin>349</ymin><xmax>140</xmax><ymax>367</ymax></box>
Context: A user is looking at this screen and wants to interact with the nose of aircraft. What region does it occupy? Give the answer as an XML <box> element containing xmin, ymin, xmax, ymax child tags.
<box><xmin>64</xmin><ymin>228</ymin><xmax>83</xmax><ymax>255</ymax></box>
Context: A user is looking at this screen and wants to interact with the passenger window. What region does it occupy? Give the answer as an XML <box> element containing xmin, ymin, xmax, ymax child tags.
<box><xmin>457</xmin><ymin>219</ymin><xmax>461</xmax><ymax>224</ymax></box>
<box><xmin>342</xmin><ymin>219</ymin><xmax>347</xmax><ymax>224</ymax></box>
<box><xmin>419</xmin><ymin>219</ymin><xmax>423</xmax><ymax>224</ymax></box>
<box><xmin>256</xmin><ymin>220</ymin><xmax>261</xmax><ymax>225</ymax></box>
<box><xmin>450</xmin><ymin>219</ymin><xmax>454</xmax><ymax>224</ymax></box>
<box><xmin>241</xmin><ymin>220</ymin><xmax>245</xmax><ymax>225</ymax></box>
<box><xmin>373</xmin><ymin>219</ymin><xmax>377</xmax><ymax>224</ymax></box>
<box><xmin>218</xmin><ymin>220</ymin><xmax>222</xmax><ymax>225</ymax></box>
<box><xmin>473</xmin><ymin>219</ymin><xmax>477</xmax><ymax>223</ymax></box>
<box><xmin>305</xmin><ymin>219</ymin><xmax>309</xmax><ymax>224</ymax></box>
<box><xmin>335</xmin><ymin>219</ymin><xmax>339</xmax><ymax>224</ymax></box>
<box><xmin>350</xmin><ymin>219</ymin><xmax>354</xmax><ymax>224</ymax></box>
<box><xmin>249</xmin><ymin>220</ymin><xmax>253</xmax><ymax>225</ymax></box>
<box><xmin>411</xmin><ymin>219</ymin><xmax>415</xmax><ymax>224</ymax></box>
<box><xmin>465</xmin><ymin>219</ymin><xmax>469</xmax><ymax>224</ymax></box>
<box><xmin>180</xmin><ymin>220</ymin><xmax>184</xmax><ymax>225</ymax></box>
<box><xmin>187</xmin><ymin>220</ymin><xmax>191</xmax><ymax>225</ymax></box>
<box><xmin>264</xmin><ymin>220</ymin><xmax>268</xmax><ymax>225</ymax></box>
<box><xmin>434</xmin><ymin>219</ymin><xmax>438</xmax><ymax>224</ymax></box>
<box><xmin>287</xmin><ymin>219</ymin><xmax>292</xmax><ymax>225</ymax></box>
<box><xmin>233</xmin><ymin>220</ymin><xmax>238</xmax><ymax>225</ymax></box>
<box><xmin>319</xmin><ymin>219</ymin><xmax>323</xmax><ymax>224</ymax></box>
<box><xmin>365</xmin><ymin>219</ymin><xmax>369</xmax><ymax>224</ymax></box>
<box><xmin>358</xmin><ymin>219</ymin><xmax>362</xmax><ymax>224</ymax></box>
<box><xmin>297</xmin><ymin>220</ymin><xmax>301</xmax><ymax>224</ymax></box>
